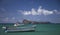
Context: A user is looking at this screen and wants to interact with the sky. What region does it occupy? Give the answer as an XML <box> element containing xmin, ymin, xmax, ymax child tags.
<box><xmin>0</xmin><ymin>0</ymin><xmax>60</xmax><ymax>23</ymax></box>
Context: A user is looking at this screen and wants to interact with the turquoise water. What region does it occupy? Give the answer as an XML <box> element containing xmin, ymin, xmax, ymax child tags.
<box><xmin>0</xmin><ymin>24</ymin><xmax>60</xmax><ymax>35</ymax></box>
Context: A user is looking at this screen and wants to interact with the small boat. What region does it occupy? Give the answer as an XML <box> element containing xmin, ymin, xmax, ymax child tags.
<box><xmin>6</xmin><ymin>25</ymin><xmax>36</xmax><ymax>32</ymax></box>
<box><xmin>2</xmin><ymin>20</ymin><xmax>37</xmax><ymax>32</ymax></box>
<box><xmin>2</xmin><ymin>24</ymin><xmax>36</xmax><ymax>32</ymax></box>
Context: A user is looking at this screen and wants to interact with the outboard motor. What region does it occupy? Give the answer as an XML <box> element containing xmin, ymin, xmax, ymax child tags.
<box><xmin>2</xmin><ymin>26</ymin><xmax>8</xmax><ymax>32</ymax></box>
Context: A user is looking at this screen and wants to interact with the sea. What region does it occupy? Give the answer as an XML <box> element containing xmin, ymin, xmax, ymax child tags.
<box><xmin>0</xmin><ymin>23</ymin><xmax>60</xmax><ymax>35</ymax></box>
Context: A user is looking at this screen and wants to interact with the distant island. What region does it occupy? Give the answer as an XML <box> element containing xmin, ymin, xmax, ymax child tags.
<box><xmin>22</xmin><ymin>19</ymin><xmax>51</xmax><ymax>24</ymax></box>
<box><xmin>0</xmin><ymin>19</ymin><xmax>60</xmax><ymax>24</ymax></box>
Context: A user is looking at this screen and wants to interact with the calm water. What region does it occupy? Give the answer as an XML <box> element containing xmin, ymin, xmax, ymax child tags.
<box><xmin>0</xmin><ymin>23</ymin><xmax>60</xmax><ymax>35</ymax></box>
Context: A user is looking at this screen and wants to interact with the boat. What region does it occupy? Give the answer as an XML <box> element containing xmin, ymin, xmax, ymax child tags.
<box><xmin>5</xmin><ymin>25</ymin><xmax>36</xmax><ymax>32</ymax></box>
<box><xmin>2</xmin><ymin>20</ymin><xmax>37</xmax><ymax>32</ymax></box>
<box><xmin>2</xmin><ymin>23</ymin><xmax>36</xmax><ymax>32</ymax></box>
<box><xmin>2</xmin><ymin>25</ymin><xmax>36</xmax><ymax>32</ymax></box>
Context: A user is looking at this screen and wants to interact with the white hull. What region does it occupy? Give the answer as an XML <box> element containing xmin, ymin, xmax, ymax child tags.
<box><xmin>5</xmin><ymin>28</ymin><xmax>35</xmax><ymax>32</ymax></box>
<box><xmin>5</xmin><ymin>25</ymin><xmax>36</xmax><ymax>32</ymax></box>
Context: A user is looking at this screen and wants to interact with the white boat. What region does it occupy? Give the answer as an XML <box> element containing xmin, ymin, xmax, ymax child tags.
<box><xmin>2</xmin><ymin>21</ymin><xmax>37</xmax><ymax>32</ymax></box>
<box><xmin>2</xmin><ymin>25</ymin><xmax>36</xmax><ymax>32</ymax></box>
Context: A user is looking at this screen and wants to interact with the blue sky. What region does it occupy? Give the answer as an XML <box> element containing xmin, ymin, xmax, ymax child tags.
<box><xmin>0</xmin><ymin>0</ymin><xmax>60</xmax><ymax>23</ymax></box>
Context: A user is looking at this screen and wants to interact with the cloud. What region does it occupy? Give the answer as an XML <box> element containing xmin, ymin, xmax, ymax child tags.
<box><xmin>22</xmin><ymin>6</ymin><xmax>54</xmax><ymax>15</ymax></box>
<box><xmin>17</xmin><ymin>6</ymin><xmax>59</xmax><ymax>16</ymax></box>
<box><xmin>31</xmin><ymin>8</ymin><xmax>38</xmax><ymax>15</ymax></box>
<box><xmin>22</xmin><ymin>11</ymin><xmax>31</xmax><ymax>15</ymax></box>
<box><xmin>53</xmin><ymin>10</ymin><xmax>57</xmax><ymax>12</ymax></box>
<box><xmin>42</xmin><ymin>9</ymin><xmax>53</xmax><ymax>15</ymax></box>
<box><xmin>53</xmin><ymin>10</ymin><xmax>60</xmax><ymax>14</ymax></box>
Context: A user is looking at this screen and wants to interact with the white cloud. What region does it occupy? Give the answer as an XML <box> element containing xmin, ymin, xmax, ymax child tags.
<box><xmin>31</xmin><ymin>8</ymin><xmax>37</xmax><ymax>15</ymax></box>
<box><xmin>17</xmin><ymin>6</ymin><xmax>59</xmax><ymax>16</ymax></box>
<box><xmin>23</xmin><ymin>11</ymin><xmax>31</xmax><ymax>15</ymax></box>
<box><xmin>42</xmin><ymin>9</ymin><xmax>53</xmax><ymax>15</ymax></box>
<box><xmin>53</xmin><ymin>10</ymin><xmax>60</xmax><ymax>14</ymax></box>
<box><xmin>37</xmin><ymin>6</ymin><xmax>43</xmax><ymax>15</ymax></box>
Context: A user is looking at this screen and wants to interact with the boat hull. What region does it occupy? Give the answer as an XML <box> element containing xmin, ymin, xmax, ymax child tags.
<box><xmin>5</xmin><ymin>29</ymin><xmax>35</xmax><ymax>32</ymax></box>
<box><xmin>4</xmin><ymin>25</ymin><xmax>36</xmax><ymax>32</ymax></box>
<box><xmin>5</xmin><ymin>27</ymin><xmax>35</xmax><ymax>32</ymax></box>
